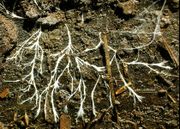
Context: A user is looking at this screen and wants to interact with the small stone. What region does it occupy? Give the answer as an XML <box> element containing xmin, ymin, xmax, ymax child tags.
<box><xmin>118</xmin><ymin>0</ymin><xmax>137</xmax><ymax>15</ymax></box>
<box><xmin>37</xmin><ymin>11</ymin><xmax>65</xmax><ymax>25</ymax></box>
<box><xmin>115</xmin><ymin>100</ymin><xmax>121</xmax><ymax>105</ymax></box>
<box><xmin>161</xmin><ymin>15</ymin><xmax>171</xmax><ymax>28</ymax></box>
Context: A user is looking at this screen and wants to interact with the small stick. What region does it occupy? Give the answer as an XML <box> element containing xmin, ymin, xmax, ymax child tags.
<box><xmin>102</xmin><ymin>32</ymin><xmax>115</xmax><ymax>105</ymax></box>
<box><xmin>115</xmin><ymin>86</ymin><xmax>127</xmax><ymax>96</ymax></box>
<box><xmin>115</xmin><ymin>82</ymin><xmax>132</xmax><ymax>96</ymax></box>
<box><xmin>160</xmin><ymin>36</ymin><xmax>179</xmax><ymax>66</ymax></box>
<box><xmin>167</xmin><ymin>93</ymin><xmax>176</xmax><ymax>103</ymax></box>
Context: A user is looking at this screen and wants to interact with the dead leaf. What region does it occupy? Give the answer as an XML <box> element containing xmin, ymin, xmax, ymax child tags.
<box><xmin>60</xmin><ymin>114</ymin><xmax>71</xmax><ymax>129</ymax></box>
<box><xmin>24</xmin><ymin>112</ymin><xmax>29</xmax><ymax>126</ymax></box>
<box><xmin>0</xmin><ymin>88</ymin><xmax>9</xmax><ymax>99</ymax></box>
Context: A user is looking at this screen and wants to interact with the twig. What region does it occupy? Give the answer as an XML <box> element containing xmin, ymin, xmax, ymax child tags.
<box><xmin>167</xmin><ymin>93</ymin><xmax>176</xmax><ymax>103</ymax></box>
<box><xmin>115</xmin><ymin>82</ymin><xmax>131</xmax><ymax>96</ymax></box>
<box><xmin>101</xmin><ymin>32</ymin><xmax>115</xmax><ymax>106</ymax></box>
<box><xmin>160</xmin><ymin>36</ymin><xmax>179</xmax><ymax>67</ymax></box>
<box><xmin>101</xmin><ymin>32</ymin><xmax>118</xmax><ymax>122</ymax></box>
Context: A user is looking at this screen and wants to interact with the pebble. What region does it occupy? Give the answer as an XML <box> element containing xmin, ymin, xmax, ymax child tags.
<box><xmin>115</xmin><ymin>100</ymin><xmax>121</xmax><ymax>105</ymax></box>
<box><xmin>37</xmin><ymin>11</ymin><xmax>65</xmax><ymax>25</ymax></box>
<box><xmin>117</xmin><ymin>0</ymin><xmax>137</xmax><ymax>15</ymax></box>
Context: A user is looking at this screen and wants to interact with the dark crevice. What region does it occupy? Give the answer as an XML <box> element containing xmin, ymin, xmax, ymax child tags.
<box><xmin>99</xmin><ymin>45</ymin><xmax>106</xmax><ymax>67</ymax></box>
<box><xmin>155</xmin><ymin>75</ymin><xmax>170</xmax><ymax>87</ymax></box>
<box><xmin>156</xmin><ymin>45</ymin><xmax>173</xmax><ymax>63</ymax></box>
<box><xmin>112</xmin><ymin>106</ymin><xmax>118</xmax><ymax>122</ymax></box>
<box><xmin>114</xmin><ymin>6</ymin><xmax>135</xmax><ymax>21</ymax></box>
<box><xmin>3</xmin><ymin>0</ymin><xmax>23</xmax><ymax>16</ymax></box>
<box><xmin>40</xmin><ymin>23</ymin><xmax>59</xmax><ymax>32</ymax></box>
<box><xmin>59</xmin><ymin>0</ymin><xmax>80</xmax><ymax>11</ymax></box>
<box><xmin>3</xmin><ymin>0</ymin><xmax>17</xmax><ymax>11</ymax></box>
<box><xmin>22</xmin><ymin>19</ymin><xmax>36</xmax><ymax>32</ymax></box>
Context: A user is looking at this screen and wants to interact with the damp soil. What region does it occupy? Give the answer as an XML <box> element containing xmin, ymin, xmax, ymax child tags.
<box><xmin>0</xmin><ymin>0</ymin><xmax>179</xmax><ymax>129</ymax></box>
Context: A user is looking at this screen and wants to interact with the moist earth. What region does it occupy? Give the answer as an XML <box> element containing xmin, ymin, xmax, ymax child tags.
<box><xmin>0</xmin><ymin>0</ymin><xmax>179</xmax><ymax>129</ymax></box>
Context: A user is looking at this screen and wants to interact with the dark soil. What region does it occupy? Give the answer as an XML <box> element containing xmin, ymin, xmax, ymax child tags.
<box><xmin>0</xmin><ymin>0</ymin><xmax>179</xmax><ymax>129</ymax></box>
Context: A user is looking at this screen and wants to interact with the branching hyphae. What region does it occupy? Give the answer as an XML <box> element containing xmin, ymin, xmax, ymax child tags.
<box><xmin>7</xmin><ymin>28</ymin><xmax>44</xmax><ymax>109</ymax></box>
<box><xmin>5</xmin><ymin>0</ymin><xmax>174</xmax><ymax>123</ymax></box>
<box><xmin>34</xmin><ymin>25</ymin><xmax>105</xmax><ymax>122</ymax></box>
<box><xmin>0</xmin><ymin>2</ymin><xmax>24</xmax><ymax>19</ymax></box>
